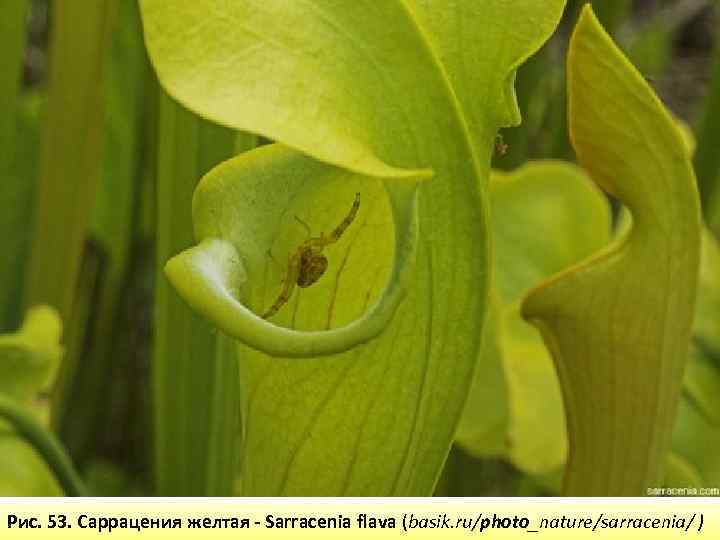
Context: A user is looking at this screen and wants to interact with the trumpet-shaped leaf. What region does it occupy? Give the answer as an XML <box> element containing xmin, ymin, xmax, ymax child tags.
<box><xmin>522</xmin><ymin>6</ymin><xmax>702</xmax><ymax>495</ymax></box>
<box><xmin>141</xmin><ymin>0</ymin><xmax>566</xmax><ymax>494</ymax></box>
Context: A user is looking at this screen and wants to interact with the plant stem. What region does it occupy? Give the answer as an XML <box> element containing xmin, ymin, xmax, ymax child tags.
<box><xmin>0</xmin><ymin>396</ymin><xmax>86</xmax><ymax>496</ymax></box>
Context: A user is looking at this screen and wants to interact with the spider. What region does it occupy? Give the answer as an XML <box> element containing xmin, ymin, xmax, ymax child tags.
<box><xmin>262</xmin><ymin>192</ymin><xmax>361</xmax><ymax>319</ymax></box>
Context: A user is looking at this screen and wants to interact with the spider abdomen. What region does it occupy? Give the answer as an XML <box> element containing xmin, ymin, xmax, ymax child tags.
<box><xmin>297</xmin><ymin>250</ymin><xmax>328</xmax><ymax>287</ymax></box>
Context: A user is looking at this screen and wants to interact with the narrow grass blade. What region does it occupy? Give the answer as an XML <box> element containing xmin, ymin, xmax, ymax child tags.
<box><xmin>23</xmin><ymin>0</ymin><xmax>116</xmax><ymax>332</ymax></box>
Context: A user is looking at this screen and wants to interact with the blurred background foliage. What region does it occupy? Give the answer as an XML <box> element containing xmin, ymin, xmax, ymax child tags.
<box><xmin>0</xmin><ymin>0</ymin><xmax>718</xmax><ymax>495</ymax></box>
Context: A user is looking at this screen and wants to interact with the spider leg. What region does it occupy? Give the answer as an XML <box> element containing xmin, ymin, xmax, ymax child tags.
<box><xmin>294</xmin><ymin>215</ymin><xmax>312</xmax><ymax>238</ymax></box>
<box><xmin>261</xmin><ymin>280</ymin><xmax>296</xmax><ymax>319</ymax></box>
<box><xmin>262</xmin><ymin>252</ymin><xmax>301</xmax><ymax>319</ymax></box>
<box><xmin>294</xmin><ymin>193</ymin><xmax>361</xmax><ymax>252</ymax></box>
<box><xmin>320</xmin><ymin>192</ymin><xmax>361</xmax><ymax>247</ymax></box>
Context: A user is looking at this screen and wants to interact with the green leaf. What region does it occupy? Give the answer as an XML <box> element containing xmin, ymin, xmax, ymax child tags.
<box><xmin>0</xmin><ymin>394</ymin><xmax>84</xmax><ymax>496</ymax></box>
<box><xmin>0</xmin><ymin>436</ymin><xmax>63</xmax><ymax>496</ymax></box>
<box><xmin>23</xmin><ymin>0</ymin><xmax>116</xmax><ymax>324</ymax></box>
<box><xmin>142</xmin><ymin>0</ymin><xmax>566</xmax><ymax>494</ymax></box>
<box><xmin>0</xmin><ymin>0</ymin><xmax>26</xmax><ymax>173</ymax></box>
<box><xmin>0</xmin><ymin>93</ymin><xmax>44</xmax><ymax>332</ymax></box>
<box><xmin>494</xmin><ymin>163</ymin><xmax>610</xmax><ymax>475</ymax></box>
<box><xmin>501</xmin><ymin>308</ymin><xmax>567</xmax><ymax>475</ymax></box>
<box><xmin>0</xmin><ymin>0</ymin><xmax>30</xmax><ymax>331</ymax></box>
<box><xmin>457</xmin><ymin>162</ymin><xmax>611</xmax><ymax>475</ymax></box>
<box><xmin>522</xmin><ymin>6</ymin><xmax>702</xmax><ymax>495</ymax></box>
<box><xmin>153</xmin><ymin>90</ymin><xmax>246</xmax><ymax>496</ymax></box>
<box><xmin>0</xmin><ymin>306</ymin><xmax>63</xmax><ymax>404</ymax></box>
<box><xmin>454</xmin><ymin>300</ymin><xmax>507</xmax><ymax>458</ymax></box>
<box><xmin>168</xmin><ymin>146</ymin><xmax>424</xmax><ymax>356</ymax></box>
<box><xmin>0</xmin><ymin>307</ymin><xmax>66</xmax><ymax>496</ymax></box>
<box><xmin>621</xmin><ymin>126</ymin><xmax>720</xmax><ymax>490</ymax></box>
<box><xmin>55</xmin><ymin>0</ymin><xmax>151</xmax><ymax>459</ymax></box>
<box><xmin>491</xmin><ymin>163</ymin><xmax>611</xmax><ymax>305</ymax></box>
